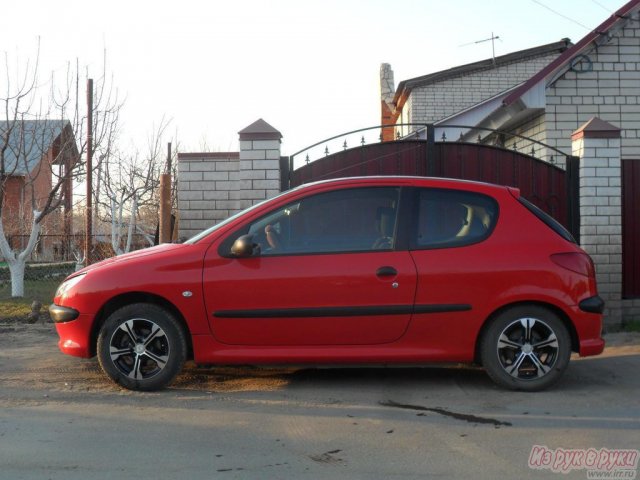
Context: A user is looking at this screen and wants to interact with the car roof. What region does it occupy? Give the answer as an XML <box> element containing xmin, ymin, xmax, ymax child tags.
<box><xmin>293</xmin><ymin>176</ymin><xmax>518</xmax><ymax>197</ymax></box>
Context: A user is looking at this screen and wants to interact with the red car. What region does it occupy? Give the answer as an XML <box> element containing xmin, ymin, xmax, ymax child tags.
<box><xmin>50</xmin><ymin>177</ymin><xmax>604</xmax><ymax>391</ymax></box>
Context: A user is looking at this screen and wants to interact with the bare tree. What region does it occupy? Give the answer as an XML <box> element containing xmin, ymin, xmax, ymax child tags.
<box><xmin>0</xmin><ymin>42</ymin><xmax>122</xmax><ymax>297</ymax></box>
<box><xmin>97</xmin><ymin>118</ymin><xmax>174</xmax><ymax>255</ymax></box>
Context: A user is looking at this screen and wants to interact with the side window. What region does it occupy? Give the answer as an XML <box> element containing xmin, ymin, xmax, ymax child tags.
<box><xmin>242</xmin><ymin>187</ymin><xmax>401</xmax><ymax>255</ymax></box>
<box><xmin>414</xmin><ymin>189</ymin><xmax>498</xmax><ymax>249</ymax></box>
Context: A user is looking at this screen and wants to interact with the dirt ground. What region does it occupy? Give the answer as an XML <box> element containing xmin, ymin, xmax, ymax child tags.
<box><xmin>0</xmin><ymin>321</ymin><xmax>302</xmax><ymax>400</ymax></box>
<box><xmin>0</xmin><ymin>320</ymin><xmax>638</xmax><ymax>399</ymax></box>
<box><xmin>1</xmin><ymin>321</ymin><xmax>639</xmax><ymax>480</ymax></box>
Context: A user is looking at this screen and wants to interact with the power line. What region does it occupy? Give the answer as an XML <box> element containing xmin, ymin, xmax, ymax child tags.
<box><xmin>530</xmin><ymin>0</ymin><xmax>592</xmax><ymax>31</ymax></box>
<box><xmin>589</xmin><ymin>0</ymin><xmax>614</xmax><ymax>14</ymax></box>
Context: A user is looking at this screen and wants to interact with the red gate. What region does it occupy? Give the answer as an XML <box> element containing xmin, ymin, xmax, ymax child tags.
<box><xmin>290</xmin><ymin>139</ymin><xmax>579</xmax><ymax>238</ymax></box>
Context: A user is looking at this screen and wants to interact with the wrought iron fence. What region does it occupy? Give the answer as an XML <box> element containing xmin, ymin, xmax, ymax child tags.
<box><xmin>288</xmin><ymin>123</ymin><xmax>573</xmax><ymax>175</ymax></box>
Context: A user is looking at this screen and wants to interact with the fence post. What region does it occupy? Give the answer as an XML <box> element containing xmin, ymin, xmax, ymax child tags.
<box><xmin>238</xmin><ymin>119</ymin><xmax>283</xmax><ymax>210</ymax></box>
<box><xmin>426</xmin><ymin>124</ymin><xmax>436</xmax><ymax>176</ymax></box>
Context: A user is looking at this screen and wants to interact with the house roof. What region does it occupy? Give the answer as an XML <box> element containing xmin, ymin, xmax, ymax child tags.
<box><xmin>0</xmin><ymin>119</ymin><xmax>72</xmax><ymax>176</ymax></box>
<box><xmin>392</xmin><ymin>39</ymin><xmax>572</xmax><ymax>113</ymax></box>
<box><xmin>503</xmin><ymin>0</ymin><xmax>640</xmax><ymax>106</ymax></box>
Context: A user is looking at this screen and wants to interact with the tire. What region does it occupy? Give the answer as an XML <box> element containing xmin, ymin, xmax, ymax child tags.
<box><xmin>480</xmin><ymin>306</ymin><xmax>571</xmax><ymax>391</ymax></box>
<box><xmin>97</xmin><ymin>303</ymin><xmax>187</xmax><ymax>391</ymax></box>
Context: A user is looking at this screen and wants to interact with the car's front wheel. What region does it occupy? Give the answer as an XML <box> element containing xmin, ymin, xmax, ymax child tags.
<box><xmin>480</xmin><ymin>306</ymin><xmax>571</xmax><ymax>391</ymax></box>
<box><xmin>97</xmin><ymin>303</ymin><xmax>187</xmax><ymax>391</ymax></box>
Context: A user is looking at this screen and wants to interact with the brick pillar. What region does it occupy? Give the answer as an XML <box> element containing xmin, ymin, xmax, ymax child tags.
<box><xmin>237</xmin><ymin>119</ymin><xmax>282</xmax><ymax>210</ymax></box>
<box><xmin>571</xmin><ymin>117</ymin><xmax>622</xmax><ymax>327</ymax></box>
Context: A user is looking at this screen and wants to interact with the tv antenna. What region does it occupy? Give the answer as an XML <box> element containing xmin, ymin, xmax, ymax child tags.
<box><xmin>460</xmin><ymin>32</ymin><xmax>501</xmax><ymax>65</ymax></box>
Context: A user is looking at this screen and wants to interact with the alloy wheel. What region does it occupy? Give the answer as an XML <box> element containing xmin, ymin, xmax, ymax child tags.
<box><xmin>109</xmin><ymin>318</ymin><xmax>170</xmax><ymax>380</ymax></box>
<box><xmin>496</xmin><ymin>317</ymin><xmax>560</xmax><ymax>380</ymax></box>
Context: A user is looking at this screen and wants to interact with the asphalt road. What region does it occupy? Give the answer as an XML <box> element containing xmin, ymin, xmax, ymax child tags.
<box><xmin>0</xmin><ymin>324</ymin><xmax>638</xmax><ymax>480</ymax></box>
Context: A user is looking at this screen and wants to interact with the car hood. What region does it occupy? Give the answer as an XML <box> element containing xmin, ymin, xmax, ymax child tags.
<box><xmin>74</xmin><ymin>243</ymin><xmax>188</xmax><ymax>275</ymax></box>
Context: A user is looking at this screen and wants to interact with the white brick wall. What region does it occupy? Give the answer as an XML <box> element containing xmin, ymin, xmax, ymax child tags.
<box><xmin>573</xmin><ymin>134</ymin><xmax>623</xmax><ymax>325</ymax></box>
<box><xmin>544</xmin><ymin>21</ymin><xmax>640</xmax><ymax>162</ymax></box>
<box><xmin>177</xmin><ymin>153</ymin><xmax>241</xmax><ymax>239</ymax></box>
<box><xmin>404</xmin><ymin>52</ymin><xmax>560</xmax><ymax>126</ymax></box>
<box><xmin>177</xmin><ymin>130</ymin><xmax>283</xmax><ymax>239</ymax></box>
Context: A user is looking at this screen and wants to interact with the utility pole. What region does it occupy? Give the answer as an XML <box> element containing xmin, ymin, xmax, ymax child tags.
<box><xmin>85</xmin><ymin>79</ymin><xmax>93</xmax><ymax>265</ymax></box>
<box><xmin>159</xmin><ymin>142</ymin><xmax>172</xmax><ymax>244</ymax></box>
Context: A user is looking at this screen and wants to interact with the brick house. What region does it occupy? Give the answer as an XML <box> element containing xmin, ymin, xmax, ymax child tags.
<box><xmin>381</xmin><ymin>0</ymin><xmax>640</xmax><ymax>323</ymax></box>
<box><xmin>0</xmin><ymin>119</ymin><xmax>77</xmax><ymax>260</ymax></box>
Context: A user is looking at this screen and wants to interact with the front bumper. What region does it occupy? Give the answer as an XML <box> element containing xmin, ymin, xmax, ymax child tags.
<box><xmin>53</xmin><ymin>311</ymin><xmax>95</xmax><ymax>358</ymax></box>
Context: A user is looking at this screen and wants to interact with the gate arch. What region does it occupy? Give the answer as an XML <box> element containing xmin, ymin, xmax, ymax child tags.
<box><xmin>289</xmin><ymin>129</ymin><xmax>579</xmax><ymax>240</ymax></box>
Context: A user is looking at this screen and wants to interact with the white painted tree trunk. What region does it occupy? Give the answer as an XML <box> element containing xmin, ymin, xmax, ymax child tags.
<box><xmin>8</xmin><ymin>261</ymin><xmax>26</xmax><ymax>297</ymax></box>
<box><xmin>0</xmin><ymin>212</ymin><xmax>42</xmax><ymax>298</ymax></box>
<box><xmin>125</xmin><ymin>196</ymin><xmax>137</xmax><ymax>253</ymax></box>
<box><xmin>110</xmin><ymin>195</ymin><xmax>138</xmax><ymax>256</ymax></box>
<box><xmin>111</xmin><ymin>198</ymin><xmax>124</xmax><ymax>256</ymax></box>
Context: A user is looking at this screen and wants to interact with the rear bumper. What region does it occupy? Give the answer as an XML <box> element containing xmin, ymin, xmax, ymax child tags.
<box><xmin>54</xmin><ymin>312</ymin><xmax>96</xmax><ymax>358</ymax></box>
<box><xmin>570</xmin><ymin>300</ymin><xmax>605</xmax><ymax>357</ymax></box>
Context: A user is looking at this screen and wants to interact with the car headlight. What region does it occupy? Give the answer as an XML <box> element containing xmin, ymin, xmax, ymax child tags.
<box><xmin>55</xmin><ymin>273</ymin><xmax>87</xmax><ymax>298</ymax></box>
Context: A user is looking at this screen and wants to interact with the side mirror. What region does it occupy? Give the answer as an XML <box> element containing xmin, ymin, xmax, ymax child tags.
<box><xmin>230</xmin><ymin>234</ymin><xmax>257</xmax><ymax>257</ymax></box>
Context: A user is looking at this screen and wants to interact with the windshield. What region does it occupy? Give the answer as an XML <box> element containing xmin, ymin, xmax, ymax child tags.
<box><xmin>183</xmin><ymin>190</ymin><xmax>291</xmax><ymax>244</ymax></box>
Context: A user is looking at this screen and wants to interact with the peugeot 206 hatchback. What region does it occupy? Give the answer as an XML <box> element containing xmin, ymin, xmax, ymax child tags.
<box><xmin>50</xmin><ymin>177</ymin><xmax>605</xmax><ymax>391</ymax></box>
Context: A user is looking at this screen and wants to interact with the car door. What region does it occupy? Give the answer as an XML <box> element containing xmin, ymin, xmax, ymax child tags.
<box><xmin>203</xmin><ymin>186</ymin><xmax>417</xmax><ymax>346</ymax></box>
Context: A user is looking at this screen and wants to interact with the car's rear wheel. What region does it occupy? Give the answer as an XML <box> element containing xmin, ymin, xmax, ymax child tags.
<box><xmin>480</xmin><ymin>306</ymin><xmax>571</xmax><ymax>391</ymax></box>
<box><xmin>97</xmin><ymin>303</ymin><xmax>187</xmax><ymax>391</ymax></box>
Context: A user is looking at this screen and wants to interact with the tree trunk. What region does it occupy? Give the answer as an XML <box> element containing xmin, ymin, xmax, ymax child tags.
<box><xmin>0</xmin><ymin>213</ymin><xmax>41</xmax><ymax>297</ymax></box>
<box><xmin>8</xmin><ymin>261</ymin><xmax>26</xmax><ymax>297</ymax></box>
<box><xmin>125</xmin><ymin>196</ymin><xmax>137</xmax><ymax>253</ymax></box>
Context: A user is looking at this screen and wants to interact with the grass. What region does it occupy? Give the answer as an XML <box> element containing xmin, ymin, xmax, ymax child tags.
<box><xmin>0</xmin><ymin>279</ymin><xmax>60</xmax><ymax>320</ymax></box>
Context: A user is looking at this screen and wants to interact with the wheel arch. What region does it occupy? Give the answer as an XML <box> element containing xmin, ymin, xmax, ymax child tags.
<box><xmin>90</xmin><ymin>292</ymin><xmax>193</xmax><ymax>359</ymax></box>
<box><xmin>473</xmin><ymin>301</ymin><xmax>579</xmax><ymax>365</ymax></box>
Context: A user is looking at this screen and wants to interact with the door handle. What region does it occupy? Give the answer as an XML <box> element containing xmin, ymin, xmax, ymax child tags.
<box><xmin>376</xmin><ymin>266</ymin><xmax>398</xmax><ymax>277</ymax></box>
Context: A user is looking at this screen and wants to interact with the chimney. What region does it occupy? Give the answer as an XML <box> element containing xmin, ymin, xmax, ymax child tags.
<box><xmin>380</xmin><ymin>63</ymin><xmax>395</xmax><ymax>142</ymax></box>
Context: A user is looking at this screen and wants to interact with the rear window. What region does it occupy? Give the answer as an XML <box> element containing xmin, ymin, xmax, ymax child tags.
<box><xmin>413</xmin><ymin>188</ymin><xmax>499</xmax><ymax>249</ymax></box>
<box><xmin>518</xmin><ymin>197</ymin><xmax>576</xmax><ymax>243</ymax></box>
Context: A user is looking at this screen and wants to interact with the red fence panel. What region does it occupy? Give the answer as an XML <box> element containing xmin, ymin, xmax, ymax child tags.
<box><xmin>622</xmin><ymin>159</ymin><xmax>640</xmax><ymax>298</ymax></box>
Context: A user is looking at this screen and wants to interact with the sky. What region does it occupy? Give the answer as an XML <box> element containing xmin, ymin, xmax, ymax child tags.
<box><xmin>0</xmin><ymin>0</ymin><xmax>629</xmax><ymax>159</ymax></box>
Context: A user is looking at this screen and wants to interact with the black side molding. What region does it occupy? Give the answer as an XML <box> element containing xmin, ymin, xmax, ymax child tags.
<box><xmin>413</xmin><ymin>304</ymin><xmax>472</xmax><ymax>314</ymax></box>
<box><xmin>49</xmin><ymin>304</ymin><xmax>80</xmax><ymax>323</ymax></box>
<box><xmin>579</xmin><ymin>296</ymin><xmax>605</xmax><ymax>314</ymax></box>
<box><xmin>214</xmin><ymin>304</ymin><xmax>472</xmax><ymax>318</ymax></box>
<box><xmin>214</xmin><ymin>306</ymin><xmax>413</xmax><ymax>318</ymax></box>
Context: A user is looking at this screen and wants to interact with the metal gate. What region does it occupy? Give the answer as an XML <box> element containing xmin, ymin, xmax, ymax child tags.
<box><xmin>287</xmin><ymin>126</ymin><xmax>579</xmax><ymax>241</ymax></box>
